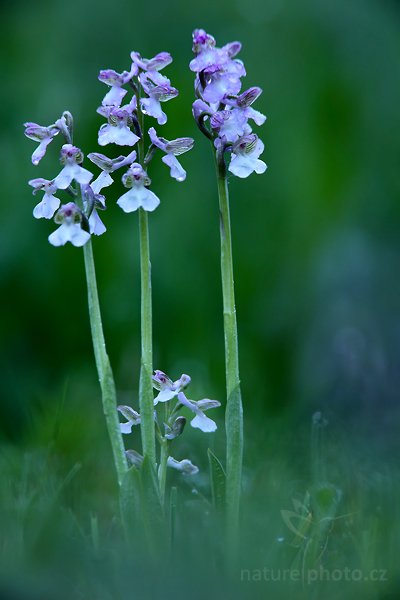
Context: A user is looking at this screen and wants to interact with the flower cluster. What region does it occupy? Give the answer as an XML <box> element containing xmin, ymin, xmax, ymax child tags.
<box><xmin>118</xmin><ymin>369</ymin><xmax>221</xmax><ymax>476</ymax></box>
<box><xmin>24</xmin><ymin>49</ymin><xmax>194</xmax><ymax>247</ymax></box>
<box><xmin>190</xmin><ymin>28</ymin><xmax>267</xmax><ymax>178</ymax></box>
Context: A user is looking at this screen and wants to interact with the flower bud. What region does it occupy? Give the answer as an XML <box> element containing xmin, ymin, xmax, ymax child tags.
<box><xmin>236</xmin><ymin>87</ymin><xmax>262</xmax><ymax>108</ymax></box>
<box><xmin>223</xmin><ymin>41</ymin><xmax>242</xmax><ymax>58</ymax></box>
<box><xmin>125</xmin><ymin>449</ymin><xmax>144</xmax><ymax>468</ymax></box>
<box><xmin>192</xmin><ymin>29</ymin><xmax>216</xmax><ymax>53</ymax></box>
<box><xmin>164</xmin><ymin>416</ymin><xmax>187</xmax><ymax>440</ymax></box>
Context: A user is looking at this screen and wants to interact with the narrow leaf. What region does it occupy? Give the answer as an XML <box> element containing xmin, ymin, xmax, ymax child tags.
<box><xmin>208</xmin><ymin>448</ymin><xmax>226</xmax><ymax>514</ymax></box>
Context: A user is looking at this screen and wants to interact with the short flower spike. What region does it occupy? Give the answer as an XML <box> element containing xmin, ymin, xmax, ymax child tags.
<box><xmin>191</xmin><ymin>28</ymin><xmax>267</xmax><ymax>178</ymax></box>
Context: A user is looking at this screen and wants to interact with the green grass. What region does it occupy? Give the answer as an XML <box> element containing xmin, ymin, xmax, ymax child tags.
<box><xmin>1</xmin><ymin>403</ymin><xmax>399</xmax><ymax>599</ymax></box>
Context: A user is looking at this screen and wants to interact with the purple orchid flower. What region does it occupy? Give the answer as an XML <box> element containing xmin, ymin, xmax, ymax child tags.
<box><xmin>53</xmin><ymin>144</ymin><xmax>93</xmax><ymax>190</ymax></box>
<box><xmin>98</xmin><ymin>68</ymin><xmax>135</xmax><ymax>107</ymax></box>
<box><xmin>152</xmin><ymin>369</ymin><xmax>191</xmax><ymax>404</ymax></box>
<box><xmin>24</xmin><ymin>122</ymin><xmax>60</xmax><ymax>165</ymax></box>
<box><xmin>148</xmin><ymin>127</ymin><xmax>194</xmax><ymax>181</ymax></box>
<box><xmin>117</xmin><ymin>405</ymin><xmax>141</xmax><ymax>434</ymax></box>
<box><xmin>28</xmin><ymin>178</ymin><xmax>61</xmax><ymax>219</ymax></box>
<box><xmin>228</xmin><ymin>134</ymin><xmax>267</xmax><ymax>178</ymax></box>
<box><xmin>167</xmin><ymin>457</ymin><xmax>199</xmax><ymax>475</ymax></box>
<box><xmin>116</xmin><ymin>163</ymin><xmax>160</xmax><ymax>212</ymax></box>
<box><xmin>177</xmin><ymin>391</ymin><xmax>221</xmax><ymax>433</ymax></box>
<box><xmin>130</xmin><ymin>51</ymin><xmax>173</xmax><ymax>74</ymax></box>
<box><xmin>48</xmin><ymin>202</ymin><xmax>90</xmax><ymax>247</ymax></box>
<box><xmin>97</xmin><ymin>99</ymin><xmax>140</xmax><ymax>147</ymax></box>
<box><xmin>139</xmin><ymin>71</ymin><xmax>178</xmax><ymax>125</ymax></box>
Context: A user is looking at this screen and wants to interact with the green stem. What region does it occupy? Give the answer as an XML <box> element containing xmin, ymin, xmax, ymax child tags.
<box><xmin>138</xmin><ymin>207</ymin><xmax>156</xmax><ymax>466</ymax></box>
<box><xmin>215</xmin><ymin>155</ymin><xmax>243</xmax><ymax>554</ymax></box>
<box><xmin>83</xmin><ymin>240</ymin><xmax>128</xmax><ymax>487</ymax></box>
<box><xmin>158</xmin><ymin>440</ymin><xmax>169</xmax><ymax>505</ymax></box>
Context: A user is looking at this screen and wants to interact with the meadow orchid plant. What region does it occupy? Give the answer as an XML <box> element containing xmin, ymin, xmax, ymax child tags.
<box><xmin>24</xmin><ymin>30</ymin><xmax>266</xmax><ymax>559</ymax></box>
<box><xmin>190</xmin><ymin>28</ymin><xmax>266</xmax><ymax>552</ymax></box>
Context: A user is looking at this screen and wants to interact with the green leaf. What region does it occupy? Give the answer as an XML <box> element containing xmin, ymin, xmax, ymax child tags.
<box><xmin>208</xmin><ymin>448</ymin><xmax>226</xmax><ymax>514</ymax></box>
<box><xmin>120</xmin><ymin>465</ymin><xmax>141</xmax><ymax>536</ymax></box>
<box><xmin>169</xmin><ymin>486</ymin><xmax>178</xmax><ymax>549</ymax></box>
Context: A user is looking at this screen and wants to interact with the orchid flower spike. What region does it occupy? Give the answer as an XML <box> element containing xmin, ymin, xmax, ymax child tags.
<box><xmin>191</xmin><ymin>28</ymin><xmax>267</xmax><ymax>178</ymax></box>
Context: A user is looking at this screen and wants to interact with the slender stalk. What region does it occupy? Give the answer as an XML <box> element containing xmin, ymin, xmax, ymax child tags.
<box><xmin>83</xmin><ymin>240</ymin><xmax>128</xmax><ymax>487</ymax></box>
<box><xmin>138</xmin><ymin>207</ymin><xmax>156</xmax><ymax>466</ymax></box>
<box><xmin>158</xmin><ymin>440</ymin><xmax>169</xmax><ymax>504</ymax></box>
<box><xmin>215</xmin><ymin>153</ymin><xmax>243</xmax><ymax>553</ymax></box>
<box><xmin>133</xmin><ymin>87</ymin><xmax>156</xmax><ymax>468</ymax></box>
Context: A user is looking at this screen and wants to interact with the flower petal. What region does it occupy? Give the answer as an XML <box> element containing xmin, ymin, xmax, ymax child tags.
<box><xmin>98</xmin><ymin>124</ymin><xmax>139</xmax><ymax>147</ymax></box>
<box><xmin>89</xmin><ymin>210</ymin><xmax>106</xmax><ymax>236</ymax></box>
<box><xmin>102</xmin><ymin>86</ymin><xmax>127</xmax><ymax>107</ymax></box>
<box><xmin>190</xmin><ymin>413</ymin><xmax>217</xmax><ymax>432</ymax></box>
<box><xmin>140</xmin><ymin>98</ymin><xmax>167</xmax><ymax>125</ymax></box>
<box><xmin>162</xmin><ymin>154</ymin><xmax>186</xmax><ymax>182</ymax></box>
<box><xmin>120</xmin><ymin>421</ymin><xmax>134</xmax><ymax>434</ymax></box>
<box><xmin>117</xmin><ymin>188</ymin><xmax>141</xmax><ymax>213</ymax></box>
<box><xmin>154</xmin><ymin>388</ymin><xmax>177</xmax><ymax>404</ymax></box>
<box><xmin>33</xmin><ymin>193</ymin><xmax>60</xmax><ymax>219</ymax></box>
<box><xmin>48</xmin><ymin>223</ymin><xmax>90</xmax><ymax>247</ymax></box>
<box><xmin>31</xmin><ymin>138</ymin><xmax>52</xmax><ymax>166</ymax></box>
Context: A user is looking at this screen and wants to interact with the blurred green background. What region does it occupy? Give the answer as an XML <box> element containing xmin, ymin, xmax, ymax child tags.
<box><xmin>1</xmin><ymin>0</ymin><xmax>400</xmax><ymax>597</ymax></box>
